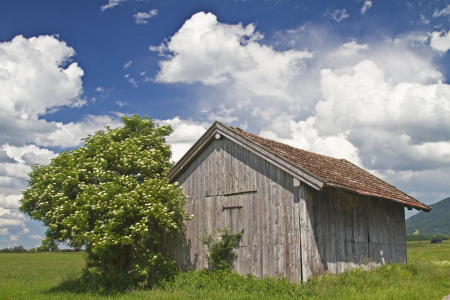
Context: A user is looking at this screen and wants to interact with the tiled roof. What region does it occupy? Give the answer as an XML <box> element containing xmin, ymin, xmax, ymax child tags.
<box><xmin>226</xmin><ymin>124</ymin><xmax>431</xmax><ymax>212</ymax></box>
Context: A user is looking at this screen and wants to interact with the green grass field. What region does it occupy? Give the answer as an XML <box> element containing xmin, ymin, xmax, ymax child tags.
<box><xmin>1</xmin><ymin>242</ymin><xmax>450</xmax><ymax>300</ymax></box>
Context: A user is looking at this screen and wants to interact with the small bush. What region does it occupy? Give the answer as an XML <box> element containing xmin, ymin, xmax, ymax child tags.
<box><xmin>197</xmin><ymin>225</ymin><xmax>244</xmax><ymax>271</ymax></box>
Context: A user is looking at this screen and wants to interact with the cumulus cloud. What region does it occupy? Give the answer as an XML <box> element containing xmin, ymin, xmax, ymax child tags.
<box><xmin>0</xmin><ymin>35</ymin><xmax>122</xmax><ymax>241</ymax></box>
<box><xmin>0</xmin><ymin>194</ymin><xmax>21</xmax><ymax>209</ymax></box>
<box><xmin>28</xmin><ymin>234</ymin><xmax>43</xmax><ymax>240</ymax></box>
<box><xmin>0</xmin><ymin>150</ymin><xmax>17</xmax><ymax>164</ymax></box>
<box><xmin>134</xmin><ymin>9</ymin><xmax>158</xmax><ymax>24</ymax></box>
<box><xmin>32</xmin><ymin>115</ymin><xmax>122</xmax><ymax>148</ymax></box>
<box><xmin>0</xmin><ymin>35</ymin><xmax>84</xmax><ymax>120</ymax></box>
<box><xmin>263</xmin><ymin>59</ymin><xmax>450</xmax><ymax>175</ymax></box>
<box><xmin>326</xmin><ymin>9</ymin><xmax>349</xmax><ymax>22</ymax></box>
<box><xmin>151</xmin><ymin>12</ymin><xmax>313</xmax><ymax>114</ymax></box>
<box><xmin>360</xmin><ymin>1</ymin><xmax>372</xmax><ymax>15</ymax></box>
<box><xmin>330</xmin><ymin>40</ymin><xmax>369</xmax><ymax>58</ymax></box>
<box><xmin>0</xmin><ymin>208</ymin><xmax>28</xmax><ymax>236</ymax></box>
<box><xmin>157</xmin><ymin>117</ymin><xmax>208</xmax><ymax>162</ymax></box>
<box><xmin>0</xmin><ymin>35</ymin><xmax>88</xmax><ymax>148</ymax></box>
<box><xmin>430</xmin><ymin>30</ymin><xmax>450</xmax><ymax>52</ymax></box>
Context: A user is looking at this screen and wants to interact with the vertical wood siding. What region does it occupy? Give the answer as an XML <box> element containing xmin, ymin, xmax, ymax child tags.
<box><xmin>301</xmin><ymin>186</ymin><xmax>407</xmax><ymax>280</ymax></box>
<box><xmin>167</xmin><ymin>137</ymin><xmax>302</xmax><ymax>282</ymax></box>
<box><xmin>166</xmin><ymin>137</ymin><xmax>407</xmax><ymax>283</ymax></box>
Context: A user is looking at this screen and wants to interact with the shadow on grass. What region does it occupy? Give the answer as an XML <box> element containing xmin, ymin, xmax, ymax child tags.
<box><xmin>47</xmin><ymin>273</ymin><xmax>92</xmax><ymax>295</ymax></box>
<box><xmin>46</xmin><ymin>272</ymin><xmax>127</xmax><ymax>297</ymax></box>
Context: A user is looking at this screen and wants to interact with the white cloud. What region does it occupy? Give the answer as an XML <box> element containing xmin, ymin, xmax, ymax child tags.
<box><xmin>152</xmin><ymin>12</ymin><xmax>312</xmax><ymax>103</ymax></box>
<box><xmin>149</xmin><ymin>43</ymin><xmax>168</xmax><ymax>56</ymax></box>
<box><xmin>0</xmin><ymin>35</ymin><xmax>123</xmax><ymax>241</ymax></box>
<box><xmin>101</xmin><ymin>0</ymin><xmax>127</xmax><ymax>11</ymax></box>
<box><xmin>116</xmin><ymin>100</ymin><xmax>127</xmax><ymax>107</ymax></box>
<box><xmin>263</xmin><ymin>59</ymin><xmax>450</xmax><ymax>174</ymax></box>
<box><xmin>394</xmin><ymin>33</ymin><xmax>429</xmax><ymax>47</ymax></box>
<box><xmin>32</xmin><ymin>115</ymin><xmax>122</xmax><ymax>148</ymax></box>
<box><xmin>433</xmin><ymin>5</ymin><xmax>450</xmax><ymax>17</ymax></box>
<box><xmin>28</xmin><ymin>234</ymin><xmax>43</xmax><ymax>240</ymax></box>
<box><xmin>430</xmin><ymin>30</ymin><xmax>450</xmax><ymax>52</ymax></box>
<box><xmin>419</xmin><ymin>15</ymin><xmax>430</xmax><ymax>25</ymax></box>
<box><xmin>124</xmin><ymin>61</ymin><xmax>133</xmax><ymax>69</ymax></box>
<box><xmin>9</xmin><ymin>235</ymin><xmax>19</xmax><ymax>241</ymax></box>
<box><xmin>360</xmin><ymin>1</ymin><xmax>372</xmax><ymax>15</ymax></box>
<box><xmin>330</xmin><ymin>40</ymin><xmax>369</xmax><ymax>58</ymax></box>
<box><xmin>206</xmin><ymin>106</ymin><xmax>238</xmax><ymax>124</ymax></box>
<box><xmin>157</xmin><ymin>117</ymin><xmax>208</xmax><ymax>162</ymax></box>
<box><xmin>124</xmin><ymin>73</ymin><xmax>138</xmax><ymax>87</ymax></box>
<box><xmin>0</xmin><ymin>208</ymin><xmax>28</xmax><ymax>235</ymax></box>
<box><xmin>128</xmin><ymin>78</ymin><xmax>138</xmax><ymax>88</ymax></box>
<box><xmin>0</xmin><ymin>35</ymin><xmax>84</xmax><ymax>120</ymax></box>
<box><xmin>326</xmin><ymin>9</ymin><xmax>349</xmax><ymax>22</ymax></box>
<box><xmin>134</xmin><ymin>9</ymin><xmax>158</xmax><ymax>24</ymax></box>
<box><xmin>0</xmin><ymin>194</ymin><xmax>21</xmax><ymax>209</ymax></box>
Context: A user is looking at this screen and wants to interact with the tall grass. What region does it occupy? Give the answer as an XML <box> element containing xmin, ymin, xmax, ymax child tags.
<box><xmin>0</xmin><ymin>242</ymin><xmax>449</xmax><ymax>299</ymax></box>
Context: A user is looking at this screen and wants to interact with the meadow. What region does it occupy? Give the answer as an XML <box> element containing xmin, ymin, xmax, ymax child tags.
<box><xmin>1</xmin><ymin>241</ymin><xmax>449</xmax><ymax>300</ymax></box>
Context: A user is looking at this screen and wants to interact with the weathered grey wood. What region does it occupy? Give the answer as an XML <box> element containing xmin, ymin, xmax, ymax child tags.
<box><xmin>167</xmin><ymin>136</ymin><xmax>409</xmax><ymax>283</ymax></box>
<box><xmin>293</xmin><ymin>188</ymin><xmax>301</xmax><ymax>282</ymax></box>
<box><xmin>300</xmin><ymin>184</ymin><xmax>313</xmax><ymax>280</ymax></box>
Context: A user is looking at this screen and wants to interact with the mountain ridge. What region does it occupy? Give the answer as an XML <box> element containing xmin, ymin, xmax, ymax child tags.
<box><xmin>405</xmin><ymin>197</ymin><xmax>450</xmax><ymax>235</ymax></box>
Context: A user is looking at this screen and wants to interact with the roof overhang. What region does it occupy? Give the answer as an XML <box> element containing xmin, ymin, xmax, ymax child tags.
<box><xmin>168</xmin><ymin>121</ymin><xmax>325</xmax><ymax>190</ymax></box>
<box><xmin>167</xmin><ymin>121</ymin><xmax>432</xmax><ymax>212</ymax></box>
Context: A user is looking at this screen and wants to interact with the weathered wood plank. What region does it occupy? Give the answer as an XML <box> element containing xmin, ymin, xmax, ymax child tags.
<box><xmin>329</xmin><ymin>189</ymin><xmax>337</xmax><ymax>274</ymax></box>
<box><xmin>300</xmin><ymin>184</ymin><xmax>314</xmax><ymax>280</ymax></box>
<box><xmin>225</xmin><ymin>138</ymin><xmax>233</xmax><ymax>195</ymax></box>
<box><xmin>293</xmin><ymin>188</ymin><xmax>301</xmax><ymax>282</ymax></box>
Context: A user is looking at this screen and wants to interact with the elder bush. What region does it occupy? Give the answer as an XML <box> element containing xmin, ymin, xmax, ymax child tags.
<box><xmin>20</xmin><ymin>115</ymin><xmax>191</xmax><ymax>288</ymax></box>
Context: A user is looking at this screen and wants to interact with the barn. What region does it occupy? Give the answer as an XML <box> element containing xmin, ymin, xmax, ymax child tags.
<box><xmin>165</xmin><ymin>121</ymin><xmax>431</xmax><ymax>282</ymax></box>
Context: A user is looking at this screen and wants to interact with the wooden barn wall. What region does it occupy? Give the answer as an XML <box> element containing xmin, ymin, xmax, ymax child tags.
<box><xmin>164</xmin><ymin>137</ymin><xmax>303</xmax><ymax>283</ymax></box>
<box><xmin>301</xmin><ymin>185</ymin><xmax>407</xmax><ymax>280</ymax></box>
<box><xmin>164</xmin><ymin>136</ymin><xmax>407</xmax><ymax>283</ymax></box>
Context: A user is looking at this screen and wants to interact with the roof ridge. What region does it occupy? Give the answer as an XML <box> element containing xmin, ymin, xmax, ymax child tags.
<box><xmin>232</xmin><ymin>125</ymin><xmax>344</xmax><ymax>162</ymax></box>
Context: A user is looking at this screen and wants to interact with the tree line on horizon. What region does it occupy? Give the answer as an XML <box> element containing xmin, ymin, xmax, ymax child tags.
<box><xmin>0</xmin><ymin>245</ymin><xmax>82</xmax><ymax>253</ymax></box>
<box><xmin>406</xmin><ymin>234</ymin><xmax>449</xmax><ymax>241</ymax></box>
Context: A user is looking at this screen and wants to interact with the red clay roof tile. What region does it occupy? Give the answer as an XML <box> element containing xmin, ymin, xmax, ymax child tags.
<box><xmin>225</xmin><ymin>124</ymin><xmax>431</xmax><ymax>212</ymax></box>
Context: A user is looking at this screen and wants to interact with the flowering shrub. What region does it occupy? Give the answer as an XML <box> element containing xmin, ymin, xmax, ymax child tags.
<box><xmin>19</xmin><ymin>115</ymin><xmax>191</xmax><ymax>288</ymax></box>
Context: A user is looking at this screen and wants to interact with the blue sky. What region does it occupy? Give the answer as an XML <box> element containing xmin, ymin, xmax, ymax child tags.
<box><xmin>1</xmin><ymin>0</ymin><xmax>450</xmax><ymax>249</ymax></box>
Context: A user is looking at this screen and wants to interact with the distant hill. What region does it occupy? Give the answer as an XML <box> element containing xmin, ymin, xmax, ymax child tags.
<box><xmin>405</xmin><ymin>197</ymin><xmax>450</xmax><ymax>235</ymax></box>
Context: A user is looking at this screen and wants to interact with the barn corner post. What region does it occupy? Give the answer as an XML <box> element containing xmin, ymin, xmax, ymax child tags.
<box><xmin>299</xmin><ymin>184</ymin><xmax>314</xmax><ymax>281</ymax></box>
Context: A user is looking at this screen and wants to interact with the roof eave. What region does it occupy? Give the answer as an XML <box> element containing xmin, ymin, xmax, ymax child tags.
<box><xmin>325</xmin><ymin>183</ymin><xmax>432</xmax><ymax>212</ymax></box>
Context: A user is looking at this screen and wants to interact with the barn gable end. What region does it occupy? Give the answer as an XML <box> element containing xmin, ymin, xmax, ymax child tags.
<box><xmin>165</xmin><ymin>121</ymin><xmax>430</xmax><ymax>282</ymax></box>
